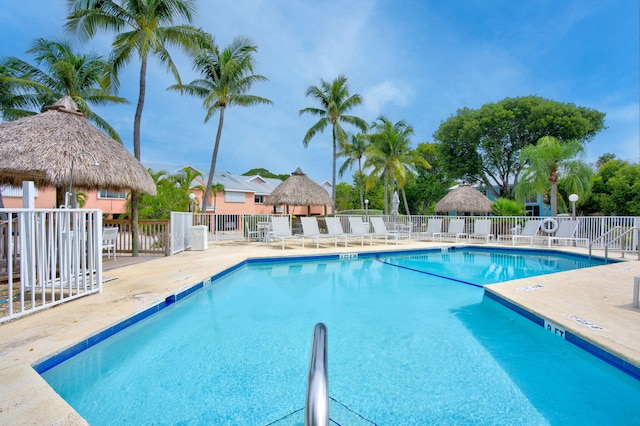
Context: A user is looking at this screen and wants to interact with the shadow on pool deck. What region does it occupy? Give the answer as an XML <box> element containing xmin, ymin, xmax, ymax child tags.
<box><xmin>0</xmin><ymin>240</ymin><xmax>639</xmax><ymax>425</ymax></box>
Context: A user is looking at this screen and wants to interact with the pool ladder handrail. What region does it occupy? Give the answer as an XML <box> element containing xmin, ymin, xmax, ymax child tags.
<box><xmin>305</xmin><ymin>323</ymin><xmax>329</xmax><ymax>426</ymax></box>
<box><xmin>589</xmin><ymin>226</ymin><xmax>640</xmax><ymax>262</ymax></box>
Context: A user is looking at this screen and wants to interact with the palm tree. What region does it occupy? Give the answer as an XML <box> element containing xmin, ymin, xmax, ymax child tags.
<box><xmin>515</xmin><ymin>136</ymin><xmax>593</xmax><ymax>216</ymax></box>
<box><xmin>365</xmin><ymin>116</ymin><xmax>429</xmax><ymax>214</ymax></box>
<box><xmin>66</xmin><ymin>0</ymin><xmax>207</xmax><ymax>255</ymax></box>
<box><xmin>0</xmin><ymin>62</ymin><xmax>47</xmax><ymax>121</ymax></box>
<box><xmin>2</xmin><ymin>38</ymin><xmax>126</xmax><ymax>140</ymax></box>
<box><xmin>300</xmin><ymin>75</ymin><xmax>367</xmax><ymax>213</ymax></box>
<box><xmin>169</xmin><ymin>36</ymin><xmax>272</xmax><ymax>214</ymax></box>
<box><xmin>338</xmin><ymin>132</ymin><xmax>369</xmax><ymax>209</ymax></box>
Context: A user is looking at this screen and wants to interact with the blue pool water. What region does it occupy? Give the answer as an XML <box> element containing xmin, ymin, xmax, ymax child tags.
<box><xmin>41</xmin><ymin>248</ymin><xmax>639</xmax><ymax>425</ymax></box>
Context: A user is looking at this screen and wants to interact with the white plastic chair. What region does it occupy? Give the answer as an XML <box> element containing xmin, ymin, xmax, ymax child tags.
<box><xmin>268</xmin><ymin>217</ymin><xmax>300</xmax><ymax>250</ymax></box>
<box><xmin>347</xmin><ymin>217</ymin><xmax>373</xmax><ymax>246</ymax></box>
<box><xmin>300</xmin><ymin>217</ymin><xmax>337</xmax><ymax>248</ymax></box>
<box><xmin>416</xmin><ymin>218</ymin><xmax>443</xmax><ymax>241</ymax></box>
<box><xmin>102</xmin><ymin>227</ymin><xmax>119</xmax><ymax>261</ymax></box>
<box><xmin>439</xmin><ymin>219</ymin><xmax>467</xmax><ymax>242</ymax></box>
<box><xmin>370</xmin><ymin>217</ymin><xmax>410</xmax><ymax>245</ymax></box>
<box><xmin>469</xmin><ymin>219</ymin><xmax>493</xmax><ymax>243</ymax></box>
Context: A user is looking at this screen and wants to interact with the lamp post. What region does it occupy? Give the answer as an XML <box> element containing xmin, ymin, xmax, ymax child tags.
<box><xmin>66</xmin><ymin>151</ymin><xmax>99</xmax><ymax>208</ymax></box>
<box><xmin>364</xmin><ymin>199</ymin><xmax>369</xmax><ymax>222</ymax></box>
<box><xmin>569</xmin><ymin>194</ymin><xmax>579</xmax><ymax>219</ymax></box>
<box><xmin>189</xmin><ymin>192</ymin><xmax>196</xmax><ymax>212</ymax></box>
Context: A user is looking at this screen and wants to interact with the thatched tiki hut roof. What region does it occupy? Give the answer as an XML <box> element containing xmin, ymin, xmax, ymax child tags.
<box><xmin>0</xmin><ymin>96</ymin><xmax>156</xmax><ymax>200</ymax></box>
<box><xmin>264</xmin><ymin>167</ymin><xmax>333</xmax><ymax>215</ymax></box>
<box><xmin>434</xmin><ymin>184</ymin><xmax>493</xmax><ymax>214</ymax></box>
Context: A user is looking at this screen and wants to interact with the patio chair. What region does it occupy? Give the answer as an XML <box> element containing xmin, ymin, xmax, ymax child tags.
<box><xmin>324</xmin><ymin>217</ymin><xmax>351</xmax><ymax>247</ymax></box>
<box><xmin>469</xmin><ymin>219</ymin><xmax>493</xmax><ymax>243</ymax></box>
<box><xmin>102</xmin><ymin>227</ymin><xmax>119</xmax><ymax>261</ymax></box>
<box><xmin>347</xmin><ymin>216</ymin><xmax>373</xmax><ymax>246</ymax></box>
<box><xmin>439</xmin><ymin>219</ymin><xmax>468</xmax><ymax>242</ymax></box>
<box><xmin>415</xmin><ymin>218</ymin><xmax>443</xmax><ymax>241</ymax></box>
<box><xmin>244</xmin><ymin>222</ymin><xmax>260</xmax><ymax>242</ymax></box>
<box><xmin>370</xmin><ymin>217</ymin><xmax>410</xmax><ymax>245</ymax></box>
<box><xmin>544</xmin><ymin>219</ymin><xmax>588</xmax><ymax>247</ymax></box>
<box><xmin>300</xmin><ymin>217</ymin><xmax>337</xmax><ymax>248</ymax></box>
<box><xmin>268</xmin><ymin>217</ymin><xmax>301</xmax><ymax>250</ymax></box>
<box><xmin>498</xmin><ymin>219</ymin><xmax>542</xmax><ymax>246</ymax></box>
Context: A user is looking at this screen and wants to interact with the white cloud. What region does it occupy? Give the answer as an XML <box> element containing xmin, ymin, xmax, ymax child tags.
<box><xmin>362</xmin><ymin>81</ymin><xmax>411</xmax><ymax>118</ymax></box>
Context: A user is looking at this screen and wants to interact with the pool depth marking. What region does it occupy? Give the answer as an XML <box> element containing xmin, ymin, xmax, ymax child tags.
<box><xmin>375</xmin><ymin>257</ymin><xmax>483</xmax><ymax>288</ymax></box>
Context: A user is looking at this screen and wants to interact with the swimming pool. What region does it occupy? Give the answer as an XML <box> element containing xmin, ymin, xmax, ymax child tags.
<box><xmin>40</xmin><ymin>247</ymin><xmax>639</xmax><ymax>424</ymax></box>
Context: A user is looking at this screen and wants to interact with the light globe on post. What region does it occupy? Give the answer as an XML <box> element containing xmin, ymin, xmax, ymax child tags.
<box><xmin>364</xmin><ymin>199</ymin><xmax>369</xmax><ymax>222</ymax></box>
<box><xmin>189</xmin><ymin>192</ymin><xmax>196</xmax><ymax>212</ymax></box>
<box><xmin>569</xmin><ymin>194</ymin><xmax>579</xmax><ymax>219</ymax></box>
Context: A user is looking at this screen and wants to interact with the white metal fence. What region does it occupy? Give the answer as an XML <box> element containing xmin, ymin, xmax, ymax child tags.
<box><xmin>170</xmin><ymin>212</ymin><xmax>194</xmax><ymax>255</ymax></box>
<box><xmin>1</xmin><ymin>208</ymin><xmax>637</xmax><ymax>322</ymax></box>
<box><xmin>1</xmin><ymin>208</ymin><xmax>102</xmax><ymax>322</ymax></box>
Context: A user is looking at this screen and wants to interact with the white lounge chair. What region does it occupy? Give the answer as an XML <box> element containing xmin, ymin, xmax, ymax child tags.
<box><xmin>439</xmin><ymin>219</ymin><xmax>467</xmax><ymax>242</ymax></box>
<box><xmin>500</xmin><ymin>219</ymin><xmax>542</xmax><ymax>246</ymax></box>
<box><xmin>469</xmin><ymin>219</ymin><xmax>493</xmax><ymax>243</ymax></box>
<box><xmin>370</xmin><ymin>217</ymin><xmax>410</xmax><ymax>244</ymax></box>
<box><xmin>268</xmin><ymin>217</ymin><xmax>300</xmax><ymax>250</ymax></box>
<box><xmin>300</xmin><ymin>217</ymin><xmax>337</xmax><ymax>248</ymax></box>
<box><xmin>416</xmin><ymin>218</ymin><xmax>443</xmax><ymax>241</ymax></box>
<box><xmin>102</xmin><ymin>227</ymin><xmax>118</xmax><ymax>261</ymax></box>
<box><xmin>324</xmin><ymin>217</ymin><xmax>351</xmax><ymax>247</ymax></box>
<box><xmin>347</xmin><ymin>216</ymin><xmax>373</xmax><ymax>245</ymax></box>
<box><xmin>544</xmin><ymin>219</ymin><xmax>588</xmax><ymax>247</ymax></box>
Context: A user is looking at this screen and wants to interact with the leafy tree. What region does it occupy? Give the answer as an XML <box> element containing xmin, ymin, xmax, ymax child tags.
<box><xmin>242</xmin><ymin>168</ymin><xmax>289</xmax><ymax>180</ymax></box>
<box><xmin>595</xmin><ymin>152</ymin><xmax>617</xmax><ymax>169</ymax></box>
<box><xmin>338</xmin><ymin>132</ymin><xmax>368</xmax><ymax>209</ymax></box>
<box><xmin>1</xmin><ymin>38</ymin><xmax>126</xmax><ymax>139</ymax></box>
<box><xmin>133</xmin><ymin>169</ymin><xmax>191</xmax><ymax>219</ymax></box>
<box><xmin>515</xmin><ymin>136</ymin><xmax>593</xmax><ymax>216</ymax></box>
<box><xmin>491</xmin><ymin>198</ymin><xmax>525</xmax><ymax>216</ymax></box>
<box><xmin>300</xmin><ymin>75</ymin><xmax>367</xmax><ymax>213</ymax></box>
<box><xmin>335</xmin><ymin>182</ymin><xmax>357</xmax><ymax>212</ymax></box>
<box><xmin>170</xmin><ymin>36</ymin><xmax>272</xmax><ymax>214</ymax></box>
<box><xmin>582</xmin><ymin>159</ymin><xmax>640</xmax><ymax>215</ymax></box>
<box><xmin>365</xmin><ymin>116</ymin><xmax>429</xmax><ymax>215</ymax></box>
<box><xmin>434</xmin><ymin>96</ymin><xmax>605</xmax><ymax>198</ymax></box>
<box><xmin>66</xmin><ymin>0</ymin><xmax>207</xmax><ymax>255</ymax></box>
<box><xmin>403</xmin><ymin>143</ymin><xmax>451</xmax><ymax>215</ymax></box>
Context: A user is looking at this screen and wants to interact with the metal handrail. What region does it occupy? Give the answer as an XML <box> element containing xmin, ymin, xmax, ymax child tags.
<box><xmin>589</xmin><ymin>226</ymin><xmax>639</xmax><ymax>261</ymax></box>
<box><xmin>305</xmin><ymin>323</ymin><xmax>329</xmax><ymax>426</ymax></box>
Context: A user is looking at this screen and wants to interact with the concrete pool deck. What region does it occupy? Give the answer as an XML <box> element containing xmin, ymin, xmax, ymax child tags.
<box><xmin>0</xmin><ymin>240</ymin><xmax>638</xmax><ymax>425</ymax></box>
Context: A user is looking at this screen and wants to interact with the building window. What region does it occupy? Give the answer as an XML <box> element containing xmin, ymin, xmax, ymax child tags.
<box><xmin>254</xmin><ymin>195</ymin><xmax>265</xmax><ymax>204</ymax></box>
<box><xmin>98</xmin><ymin>190</ymin><xmax>127</xmax><ymax>199</ymax></box>
<box><xmin>224</xmin><ymin>191</ymin><xmax>245</xmax><ymax>203</ymax></box>
<box><xmin>0</xmin><ymin>185</ymin><xmax>39</xmax><ymax>197</ymax></box>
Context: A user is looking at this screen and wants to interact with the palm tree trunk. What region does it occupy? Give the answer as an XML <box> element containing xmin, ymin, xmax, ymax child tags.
<box><xmin>130</xmin><ymin>55</ymin><xmax>148</xmax><ymax>257</ymax></box>
<box><xmin>202</xmin><ymin>106</ymin><xmax>226</xmax><ymax>220</ymax></box>
<box><xmin>550</xmin><ymin>182</ymin><xmax>558</xmax><ymax>216</ymax></box>
<box><xmin>401</xmin><ymin>188</ymin><xmax>410</xmax><ymax>215</ymax></box>
<box><xmin>358</xmin><ymin>158</ymin><xmax>364</xmax><ymax>209</ymax></box>
<box><xmin>331</xmin><ymin>125</ymin><xmax>337</xmax><ymax>214</ymax></box>
<box><xmin>383</xmin><ymin>170</ymin><xmax>389</xmax><ymax>215</ymax></box>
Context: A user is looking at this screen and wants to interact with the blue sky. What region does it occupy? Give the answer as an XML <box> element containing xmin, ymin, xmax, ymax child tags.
<box><xmin>1</xmin><ymin>0</ymin><xmax>638</xmax><ymax>183</ymax></box>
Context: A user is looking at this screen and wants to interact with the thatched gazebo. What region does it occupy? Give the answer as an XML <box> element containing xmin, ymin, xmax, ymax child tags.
<box><xmin>0</xmin><ymin>96</ymin><xmax>156</xmax><ymax>205</ymax></box>
<box><xmin>434</xmin><ymin>184</ymin><xmax>493</xmax><ymax>215</ymax></box>
<box><xmin>264</xmin><ymin>167</ymin><xmax>333</xmax><ymax>215</ymax></box>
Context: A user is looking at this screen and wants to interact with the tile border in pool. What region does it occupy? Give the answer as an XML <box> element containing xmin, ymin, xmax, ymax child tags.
<box><xmin>484</xmin><ymin>289</ymin><xmax>640</xmax><ymax>381</ymax></box>
<box><xmin>32</xmin><ymin>246</ymin><xmax>619</xmax><ymax>375</ymax></box>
